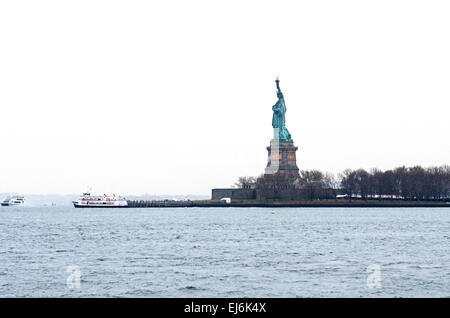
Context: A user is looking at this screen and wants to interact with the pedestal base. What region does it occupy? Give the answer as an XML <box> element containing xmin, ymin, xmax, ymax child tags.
<box><xmin>257</xmin><ymin>140</ymin><xmax>301</xmax><ymax>200</ymax></box>
<box><xmin>264</xmin><ymin>140</ymin><xmax>299</xmax><ymax>179</ymax></box>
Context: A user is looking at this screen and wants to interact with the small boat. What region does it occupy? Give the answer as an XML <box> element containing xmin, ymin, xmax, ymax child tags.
<box><xmin>1</xmin><ymin>196</ymin><xmax>25</xmax><ymax>206</ymax></box>
<box><xmin>73</xmin><ymin>192</ymin><xmax>128</xmax><ymax>208</ymax></box>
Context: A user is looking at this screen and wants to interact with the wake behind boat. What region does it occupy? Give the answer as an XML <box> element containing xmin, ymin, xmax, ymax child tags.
<box><xmin>73</xmin><ymin>193</ymin><xmax>128</xmax><ymax>208</ymax></box>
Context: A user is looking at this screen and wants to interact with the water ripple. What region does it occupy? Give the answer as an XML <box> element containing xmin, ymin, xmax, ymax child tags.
<box><xmin>0</xmin><ymin>206</ymin><xmax>448</xmax><ymax>297</ymax></box>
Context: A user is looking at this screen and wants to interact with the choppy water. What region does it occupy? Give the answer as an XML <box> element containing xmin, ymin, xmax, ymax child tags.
<box><xmin>0</xmin><ymin>206</ymin><xmax>448</xmax><ymax>297</ymax></box>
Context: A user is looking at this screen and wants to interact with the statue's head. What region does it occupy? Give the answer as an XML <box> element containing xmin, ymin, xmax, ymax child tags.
<box><xmin>277</xmin><ymin>91</ymin><xmax>284</xmax><ymax>99</ymax></box>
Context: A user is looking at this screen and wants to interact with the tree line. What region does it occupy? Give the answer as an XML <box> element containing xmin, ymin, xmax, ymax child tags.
<box><xmin>234</xmin><ymin>165</ymin><xmax>450</xmax><ymax>200</ymax></box>
<box><xmin>339</xmin><ymin>165</ymin><xmax>449</xmax><ymax>200</ymax></box>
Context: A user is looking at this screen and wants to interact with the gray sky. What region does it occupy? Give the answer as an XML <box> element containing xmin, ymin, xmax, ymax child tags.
<box><xmin>1</xmin><ymin>0</ymin><xmax>449</xmax><ymax>195</ymax></box>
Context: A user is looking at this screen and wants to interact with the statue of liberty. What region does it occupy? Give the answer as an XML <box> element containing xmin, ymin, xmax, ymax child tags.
<box><xmin>272</xmin><ymin>77</ymin><xmax>293</xmax><ymax>142</ymax></box>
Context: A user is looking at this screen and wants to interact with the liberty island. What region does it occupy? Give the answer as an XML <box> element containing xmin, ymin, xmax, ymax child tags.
<box><xmin>123</xmin><ymin>77</ymin><xmax>448</xmax><ymax>208</ymax></box>
<box><xmin>207</xmin><ymin>78</ymin><xmax>449</xmax><ymax>206</ymax></box>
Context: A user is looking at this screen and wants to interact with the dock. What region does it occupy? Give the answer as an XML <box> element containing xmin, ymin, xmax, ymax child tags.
<box><xmin>126</xmin><ymin>200</ymin><xmax>195</xmax><ymax>208</ymax></box>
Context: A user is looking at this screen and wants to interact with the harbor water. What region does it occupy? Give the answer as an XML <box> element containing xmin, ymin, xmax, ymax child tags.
<box><xmin>0</xmin><ymin>206</ymin><xmax>448</xmax><ymax>297</ymax></box>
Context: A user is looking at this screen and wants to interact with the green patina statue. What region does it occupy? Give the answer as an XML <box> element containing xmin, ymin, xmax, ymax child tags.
<box><xmin>272</xmin><ymin>77</ymin><xmax>293</xmax><ymax>142</ymax></box>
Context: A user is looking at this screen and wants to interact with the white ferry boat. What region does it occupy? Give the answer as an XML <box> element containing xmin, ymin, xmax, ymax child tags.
<box><xmin>72</xmin><ymin>193</ymin><xmax>128</xmax><ymax>208</ymax></box>
<box><xmin>1</xmin><ymin>196</ymin><xmax>25</xmax><ymax>206</ymax></box>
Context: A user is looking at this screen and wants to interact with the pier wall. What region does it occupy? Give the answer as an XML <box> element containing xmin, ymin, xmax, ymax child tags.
<box><xmin>125</xmin><ymin>199</ymin><xmax>449</xmax><ymax>208</ymax></box>
<box><xmin>211</xmin><ymin>188</ymin><xmax>257</xmax><ymax>200</ymax></box>
<box><xmin>212</xmin><ymin>187</ymin><xmax>344</xmax><ymax>201</ymax></box>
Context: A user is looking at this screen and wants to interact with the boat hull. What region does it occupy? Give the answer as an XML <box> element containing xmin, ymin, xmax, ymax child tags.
<box><xmin>1</xmin><ymin>202</ymin><xmax>24</xmax><ymax>206</ymax></box>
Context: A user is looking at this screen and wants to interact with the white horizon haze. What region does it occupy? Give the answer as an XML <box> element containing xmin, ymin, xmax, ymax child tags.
<box><xmin>1</xmin><ymin>0</ymin><xmax>449</xmax><ymax>195</ymax></box>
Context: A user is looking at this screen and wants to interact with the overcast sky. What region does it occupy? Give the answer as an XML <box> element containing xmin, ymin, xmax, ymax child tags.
<box><xmin>0</xmin><ymin>0</ymin><xmax>449</xmax><ymax>195</ymax></box>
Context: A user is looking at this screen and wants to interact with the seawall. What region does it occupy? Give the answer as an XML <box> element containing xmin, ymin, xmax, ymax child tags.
<box><xmin>126</xmin><ymin>199</ymin><xmax>449</xmax><ymax>208</ymax></box>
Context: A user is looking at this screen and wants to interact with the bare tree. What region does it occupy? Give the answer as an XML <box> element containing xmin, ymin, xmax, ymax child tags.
<box><xmin>299</xmin><ymin>170</ymin><xmax>325</xmax><ymax>200</ymax></box>
<box><xmin>233</xmin><ymin>176</ymin><xmax>257</xmax><ymax>189</ymax></box>
<box><xmin>340</xmin><ymin>169</ymin><xmax>358</xmax><ymax>198</ymax></box>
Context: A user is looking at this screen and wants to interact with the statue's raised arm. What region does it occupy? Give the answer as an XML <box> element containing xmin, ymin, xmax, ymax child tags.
<box><xmin>275</xmin><ymin>76</ymin><xmax>281</xmax><ymax>92</ymax></box>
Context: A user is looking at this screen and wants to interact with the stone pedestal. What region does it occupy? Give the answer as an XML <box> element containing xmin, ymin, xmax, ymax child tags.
<box><xmin>257</xmin><ymin>139</ymin><xmax>300</xmax><ymax>200</ymax></box>
<box><xmin>264</xmin><ymin>139</ymin><xmax>299</xmax><ymax>179</ymax></box>
<box><xmin>256</xmin><ymin>139</ymin><xmax>301</xmax><ymax>200</ymax></box>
